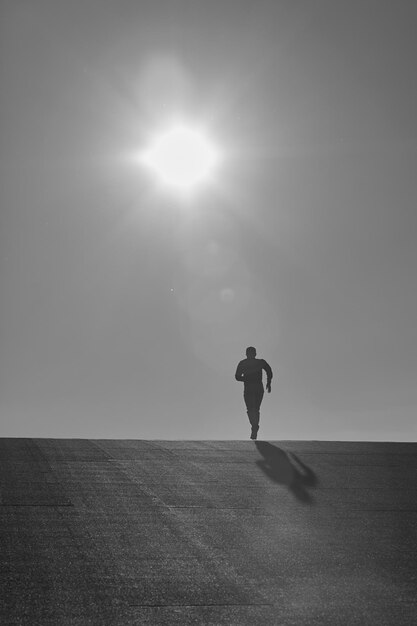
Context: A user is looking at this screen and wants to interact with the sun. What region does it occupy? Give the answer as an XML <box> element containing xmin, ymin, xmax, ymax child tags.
<box><xmin>141</xmin><ymin>124</ymin><xmax>219</xmax><ymax>191</ymax></box>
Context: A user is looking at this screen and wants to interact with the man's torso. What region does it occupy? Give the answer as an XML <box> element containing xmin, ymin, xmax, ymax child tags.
<box><xmin>237</xmin><ymin>358</ymin><xmax>267</xmax><ymax>384</ymax></box>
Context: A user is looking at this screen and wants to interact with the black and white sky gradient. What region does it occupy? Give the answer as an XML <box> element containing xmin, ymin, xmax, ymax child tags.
<box><xmin>1</xmin><ymin>0</ymin><xmax>416</xmax><ymax>439</ymax></box>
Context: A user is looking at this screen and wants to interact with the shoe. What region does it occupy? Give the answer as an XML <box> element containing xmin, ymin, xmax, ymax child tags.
<box><xmin>250</xmin><ymin>429</ymin><xmax>257</xmax><ymax>440</ymax></box>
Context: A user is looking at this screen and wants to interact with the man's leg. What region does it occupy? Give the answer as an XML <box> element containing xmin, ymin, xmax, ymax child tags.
<box><xmin>252</xmin><ymin>384</ymin><xmax>264</xmax><ymax>438</ymax></box>
<box><xmin>244</xmin><ymin>384</ymin><xmax>264</xmax><ymax>439</ymax></box>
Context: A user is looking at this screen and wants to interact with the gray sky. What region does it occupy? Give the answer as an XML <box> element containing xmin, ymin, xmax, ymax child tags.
<box><xmin>1</xmin><ymin>0</ymin><xmax>416</xmax><ymax>440</ymax></box>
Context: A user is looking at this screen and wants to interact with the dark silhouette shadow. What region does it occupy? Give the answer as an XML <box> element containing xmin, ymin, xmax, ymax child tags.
<box><xmin>255</xmin><ymin>441</ymin><xmax>317</xmax><ymax>504</ymax></box>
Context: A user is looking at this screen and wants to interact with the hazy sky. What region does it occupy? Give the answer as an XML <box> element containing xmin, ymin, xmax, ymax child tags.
<box><xmin>1</xmin><ymin>0</ymin><xmax>416</xmax><ymax>440</ymax></box>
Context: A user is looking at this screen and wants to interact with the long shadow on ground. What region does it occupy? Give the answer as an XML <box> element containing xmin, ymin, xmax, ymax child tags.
<box><xmin>255</xmin><ymin>441</ymin><xmax>317</xmax><ymax>503</ymax></box>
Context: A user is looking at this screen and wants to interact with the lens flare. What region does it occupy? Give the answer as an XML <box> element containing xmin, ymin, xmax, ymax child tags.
<box><xmin>141</xmin><ymin>125</ymin><xmax>219</xmax><ymax>190</ymax></box>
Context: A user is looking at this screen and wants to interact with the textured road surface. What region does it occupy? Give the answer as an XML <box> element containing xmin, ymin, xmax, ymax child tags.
<box><xmin>1</xmin><ymin>438</ymin><xmax>416</xmax><ymax>625</ymax></box>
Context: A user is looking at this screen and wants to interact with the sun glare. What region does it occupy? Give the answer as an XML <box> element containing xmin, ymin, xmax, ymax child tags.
<box><xmin>141</xmin><ymin>125</ymin><xmax>219</xmax><ymax>191</ymax></box>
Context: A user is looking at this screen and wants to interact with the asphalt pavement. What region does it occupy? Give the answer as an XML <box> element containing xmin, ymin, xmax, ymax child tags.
<box><xmin>1</xmin><ymin>438</ymin><xmax>416</xmax><ymax>625</ymax></box>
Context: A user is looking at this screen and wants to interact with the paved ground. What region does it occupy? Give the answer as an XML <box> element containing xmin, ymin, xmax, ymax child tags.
<box><xmin>1</xmin><ymin>438</ymin><xmax>416</xmax><ymax>625</ymax></box>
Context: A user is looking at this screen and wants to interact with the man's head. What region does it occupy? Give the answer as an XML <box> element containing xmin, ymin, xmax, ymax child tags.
<box><xmin>246</xmin><ymin>346</ymin><xmax>257</xmax><ymax>358</ymax></box>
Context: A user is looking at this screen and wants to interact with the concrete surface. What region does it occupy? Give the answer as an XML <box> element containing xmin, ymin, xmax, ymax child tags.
<box><xmin>1</xmin><ymin>438</ymin><xmax>416</xmax><ymax>625</ymax></box>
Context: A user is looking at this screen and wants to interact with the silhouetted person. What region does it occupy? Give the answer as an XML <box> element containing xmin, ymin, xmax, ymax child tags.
<box><xmin>235</xmin><ymin>346</ymin><xmax>273</xmax><ymax>440</ymax></box>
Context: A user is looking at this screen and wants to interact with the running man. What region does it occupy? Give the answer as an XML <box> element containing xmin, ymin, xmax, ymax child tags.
<box><xmin>235</xmin><ymin>347</ymin><xmax>273</xmax><ymax>440</ymax></box>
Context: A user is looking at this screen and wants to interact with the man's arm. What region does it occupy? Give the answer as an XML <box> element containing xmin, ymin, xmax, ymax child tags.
<box><xmin>262</xmin><ymin>360</ymin><xmax>273</xmax><ymax>392</ymax></box>
<box><xmin>235</xmin><ymin>362</ymin><xmax>244</xmax><ymax>382</ymax></box>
